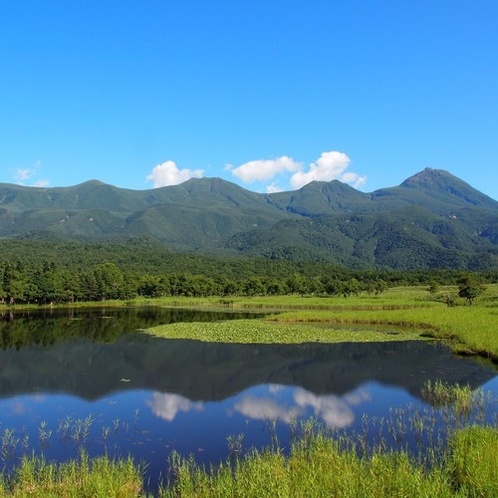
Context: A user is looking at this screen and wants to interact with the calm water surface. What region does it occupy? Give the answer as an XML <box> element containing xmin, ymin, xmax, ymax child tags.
<box><xmin>0</xmin><ymin>307</ymin><xmax>496</xmax><ymax>493</ymax></box>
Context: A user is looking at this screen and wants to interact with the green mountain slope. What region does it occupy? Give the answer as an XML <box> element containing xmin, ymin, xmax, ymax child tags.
<box><xmin>371</xmin><ymin>169</ymin><xmax>498</xmax><ymax>213</ymax></box>
<box><xmin>1</xmin><ymin>168</ymin><xmax>497</xmax><ymax>269</ymax></box>
<box><xmin>224</xmin><ymin>206</ymin><xmax>498</xmax><ymax>270</ymax></box>
<box><xmin>267</xmin><ymin>179</ymin><xmax>371</xmax><ymax>215</ymax></box>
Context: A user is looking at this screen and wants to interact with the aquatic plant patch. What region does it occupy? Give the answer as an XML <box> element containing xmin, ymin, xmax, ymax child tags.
<box><xmin>145</xmin><ymin>319</ymin><xmax>425</xmax><ymax>344</ymax></box>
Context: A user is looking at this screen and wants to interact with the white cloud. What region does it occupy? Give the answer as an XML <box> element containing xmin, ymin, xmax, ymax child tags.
<box><xmin>340</xmin><ymin>171</ymin><xmax>367</xmax><ymax>189</ymax></box>
<box><xmin>343</xmin><ymin>387</ymin><xmax>371</xmax><ymax>406</ymax></box>
<box><xmin>34</xmin><ymin>179</ymin><xmax>50</xmax><ymax>188</ymax></box>
<box><xmin>148</xmin><ymin>392</ymin><xmax>203</xmax><ymax>422</ymax></box>
<box><xmin>290</xmin><ymin>151</ymin><xmax>351</xmax><ymax>189</ymax></box>
<box><xmin>10</xmin><ymin>401</ymin><xmax>28</xmax><ymax>415</ymax></box>
<box><xmin>229</xmin><ymin>151</ymin><xmax>366</xmax><ymax>191</ymax></box>
<box><xmin>268</xmin><ymin>384</ymin><xmax>285</xmax><ymax>394</ymax></box>
<box><xmin>230</xmin><ymin>156</ymin><xmax>301</xmax><ymax>184</ymax></box>
<box><xmin>15</xmin><ymin>160</ymin><xmax>49</xmax><ymax>187</ymax></box>
<box><xmin>15</xmin><ymin>168</ymin><xmax>36</xmax><ymax>181</ymax></box>
<box><xmin>146</xmin><ymin>160</ymin><xmax>204</xmax><ymax>188</ymax></box>
<box><xmin>15</xmin><ymin>160</ymin><xmax>41</xmax><ymax>181</ymax></box>
<box><xmin>265</xmin><ymin>182</ymin><xmax>283</xmax><ymax>193</ymax></box>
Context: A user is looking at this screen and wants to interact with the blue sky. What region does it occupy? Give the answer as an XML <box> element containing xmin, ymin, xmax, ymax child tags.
<box><xmin>1</xmin><ymin>0</ymin><xmax>497</xmax><ymax>199</ymax></box>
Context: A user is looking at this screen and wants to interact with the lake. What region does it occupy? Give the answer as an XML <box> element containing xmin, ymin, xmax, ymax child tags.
<box><xmin>0</xmin><ymin>307</ymin><xmax>496</xmax><ymax>493</ymax></box>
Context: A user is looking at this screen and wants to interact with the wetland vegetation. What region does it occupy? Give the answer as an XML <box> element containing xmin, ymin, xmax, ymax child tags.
<box><xmin>0</xmin><ymin>283</ymin><xmax>497</xmax><ymax>496</ymax></box>
<box><xmin>144</xmin><ymin>284</ymin><xmax>498</xmax><ymax>363</ymax></box>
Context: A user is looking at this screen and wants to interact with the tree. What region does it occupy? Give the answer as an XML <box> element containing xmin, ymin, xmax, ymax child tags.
<box><xmin>2</xmin><ymin>263</ymin><xmax>26</xmax><ymax>304</ymax></box>
<box><xmin>215</xmin><ymin>275</ymin><xmax>238</xmax><ymax>297</ymax></box>
<box><xmin>138</xmin><ymin>275</ymin><xmax>165</xmax><ymax>298</ymax></box>
<box><xmin>458</xmin><ymin>275</ymin><xmax>485</xmax><ymax>305</ymax></box>
<box><xmin>243</xmin><ymin>276</ymin><xmax>265</xmax><ymax>296</ymax></box>
<box><xmin>428</xmin><ymin>280</ymin><xmax>440</xmax><ymax>295</ymax></box>
<box><xmin>31</xmin><ymin>261</ymin><xmax>64</xmax><ymax>304</ymax></box>
<box><xmin>286</xmin><ymin>274</ymin><xmax>307</xmax><ymax>296</ymax></box>
<box><xmin>94</xmin><ymin>263</ymin><xmax>125</xmax><ymax>300</ymax></box>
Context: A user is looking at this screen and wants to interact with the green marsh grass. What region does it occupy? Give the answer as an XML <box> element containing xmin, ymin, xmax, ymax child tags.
<box><xmin>0</xmin><ymin>451</ymin><xmax>143</xmax><ymax>497</ymax></box>
<box><xmin>238</xmin><ymin>285</ymin><xmax>498</xmax><ymax>360</ymax></box>
<box><xmin>269</xmin><ymin>303</ymin><xmax>498</xmax><ymax>361</ymax></box>
<box><xmin>421</xmin><ymin>380</ymin><xmax>475</xmax><ymax>413</ymax></box>
<box><xmin>145</xmin><ymin>319</ymin><xmax>424</xmax><ymax>344</ymax></box>
<box><xmin>449</xmin><ymin>426</ymin><xmax>498</xmax><ymax>497</ymax></box>
<box><xmin>160</xmin><ymin>379</ymin><xmax>496</xmax><ymax>496</ymax></box>
<box><xmin>161</xmin><ymin>423</ymin><xmax>498</xmax><ymax>498</ymax></box>
<box><xmin>2</xmin><ymin>425</ymin><xmax>495</xmax><ymax>497</ymax></box>
<box><xmin>8</xmin><ymin>284</ymin><xmax>498</xmax><ymax>360</ymax></box>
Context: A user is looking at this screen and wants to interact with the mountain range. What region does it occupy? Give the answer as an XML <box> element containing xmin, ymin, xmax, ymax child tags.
<box><xmin>1</xmin><ymin>168</ymin><xmax>498</xmax><ymax>270</ymax></box>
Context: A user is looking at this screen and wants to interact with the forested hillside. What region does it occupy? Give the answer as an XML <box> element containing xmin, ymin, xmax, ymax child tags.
<box><xmin>1</xmin><ymin>168</ymin><xmax>498</xmax><ymax>270</ymax></box>
<box><xmin>0</xmin><ymin>238</ymin><xmax>496</xmax><ymax>306</ymax></box>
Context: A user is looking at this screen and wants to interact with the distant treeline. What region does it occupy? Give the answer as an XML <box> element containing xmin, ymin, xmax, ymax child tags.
<box><xmin>1</xmin><ymin>257</ymin><xmax>496</xmax><ymax>306</ymax></box>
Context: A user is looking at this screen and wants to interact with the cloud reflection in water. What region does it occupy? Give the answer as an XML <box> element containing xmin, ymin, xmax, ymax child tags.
<box><xmin>149</xmin><ymin>392</ymin><xmax>204</xmax><ymax>421</ymax></box>
<box><xmin>234</xmin><ymin>384</ymin><xmax>372</xmax><ymax>429</ymax></box>
<box><xmin>147</xmin><ymin>384</ymin><xmax>371</xmax><ymax>429</ymax></box>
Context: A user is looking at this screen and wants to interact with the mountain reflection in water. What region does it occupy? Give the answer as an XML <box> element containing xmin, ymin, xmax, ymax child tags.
<box><xmin>1</xmin><ymin>333</ymin><xmax>494</xmax><ymax>401</ymax></box>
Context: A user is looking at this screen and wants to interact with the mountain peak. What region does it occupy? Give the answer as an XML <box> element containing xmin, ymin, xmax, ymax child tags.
<box><xmin>398</xmin><ymin>168</ymin><xmax>497</xmax><ymax>209</ymax></box>
<box><xmin>401</xmin><ymin>168</ymin><xmax>453</xmax><ymax>188</ymax></box>
<box><xmin>76</xmin><ymin>179</ymin><xmax>108</xmax><ymax>187</ymax></box>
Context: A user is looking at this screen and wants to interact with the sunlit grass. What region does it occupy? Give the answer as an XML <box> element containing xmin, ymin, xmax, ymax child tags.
<box><xmin>0</xmin><ymin>451</ymin><xmax>143</xmax><ymax>497</ymax></box>
<box><xmin>160</xmin><ymin>423</ymin><xmax>498</xmax><ymax>498</ymax></box>
<box><xmin>237</xmin><ymin>285</ymin><xmax>438</xmax><ymax>307</ymax></box>
<box><xmin>421</xmin><ymin>379</ymin><xmax>474</xmax><ymax>413</ymax></box>
<box><xmin>8</xmin><ymin>284</ymin><xmax>498</xmax><ymax>361</ymax></box>
<box><xmin>270</xmin><ymin>304</ymin><xmax>498</xmax><ymax>360</ymax></box>
<box><xmin>2</xmin><ymin>285</ymin><xmax>497</xmax><ymax>496</ymax></box>
<box><xmin>449</xmin><ymin>426</ymin><xmax>498</xmax><ymax>497</ymax></box>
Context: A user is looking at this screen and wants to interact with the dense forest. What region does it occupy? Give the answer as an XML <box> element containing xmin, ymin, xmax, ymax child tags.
<box><xmin>1</xmin><ymin>239</ymin><xmax>496</xmax><ymax>305</ymax></box>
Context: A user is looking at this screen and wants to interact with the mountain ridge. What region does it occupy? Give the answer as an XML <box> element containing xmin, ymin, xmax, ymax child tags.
<box><xmin>1</xmin><ymin>169</ymin><xmax>497</xmax><ymax>270</ymax></box>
